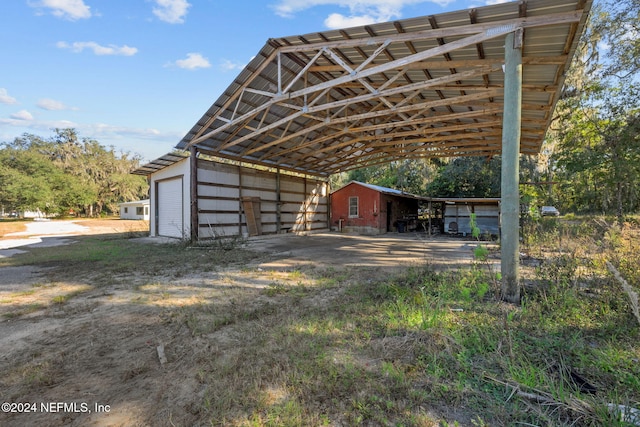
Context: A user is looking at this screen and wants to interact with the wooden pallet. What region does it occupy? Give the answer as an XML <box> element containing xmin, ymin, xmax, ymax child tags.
<box><xmin>241</xmin><ymin>197</ymin><xmax>262</xmax><ymax>236</ymax></box>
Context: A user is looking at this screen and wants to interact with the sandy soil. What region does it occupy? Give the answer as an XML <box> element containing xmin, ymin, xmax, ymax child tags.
<box><xmin>0</xmin><ymin>219</ymin><xmax>150</xmax><ymax>298</ymax></box>
<box><xmin>0</xmin><ymin>221</ymin><xmax>482</xmax><ymax>426</ymax></box>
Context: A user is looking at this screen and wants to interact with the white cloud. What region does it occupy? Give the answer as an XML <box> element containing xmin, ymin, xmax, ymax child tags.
<box><xmin>324</xmin><ymin>13</ymin><xmax>378</xmax><ymax>28</ymax></box>
<box><xmin>483</xmin><ymin>0</ymin><xmax>510</xmax><ymax>4</ymax></box>
<box><xmin>271</xmin><ymin>0</ymin><xmax>454</xmax><ymax>28</ymax></box>
<box><xmin>0</xmin><ymin>117</ymin><xmax>75</xmax><ymax>130</ymax></box>
<box><xmin>57</xmin><ymin>41</ymin><xmax>138</xmax><ymax>56</ymax></box>
<box><xmin>37</xmin><ymin>98</ymin><xmax>77</xmax><ymax>111</ymax></box>
<box><xmin>29</xmin><ymin>0</ymin><xmax>91</xmax><ymax>20</ymax></box>
<box><xmin>10</xmin><ymin>110</ymin><xmax>34</xmax><ymax>121</ymax></box>
<box><xmin>171</xmin><ymin>53</ymin><xmax>211</xmax><ymax>70</ymax></box>
<box><xmin>0</xmin><ymin>88</ymin><xmax>18</xmax><ymax>105</ymax></box>
<box><xmin>0</xmin><ymin>114</ymin><xmax>183</xmax><ymax>161</ymax></box>
<box><xmin>89</xmin><ymin>123</ymin><xmax>166</xmax><ymax>139</ymax></box>
<box><xmin>220</xmin><ymin>59</ymin><xmax>246</xmax><ymax>72</ymax></box>
<box><xmin>153</xmin><ymin>0</ymin><xmax>191</xmax><ymax>24</ymax></box>
<box><xmin>0</xmin><ymin>117</ymin><xmax>166</xmax><ymax>139</ymax></box>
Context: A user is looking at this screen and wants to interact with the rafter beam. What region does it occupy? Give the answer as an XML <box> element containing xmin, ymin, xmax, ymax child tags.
<box><xmin>187</xmin><ymin>28</ymin><xmax>513</xmax><ymax>147</ymax></box>
<box><xmin>218</xmin><ymin>68</ymin><xmax>500</xmax><ymax>155</ymax></box>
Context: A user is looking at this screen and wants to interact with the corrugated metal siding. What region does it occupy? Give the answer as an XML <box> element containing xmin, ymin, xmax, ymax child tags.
<box><xmin>196</xmin><ymin>159</ymin><xmax>328</xmax><ymax>238</ymax></box>
<box><xmin>444</xmin><ymin>202</ymin><xmax>500</xmax><ymax>236</ymax></box>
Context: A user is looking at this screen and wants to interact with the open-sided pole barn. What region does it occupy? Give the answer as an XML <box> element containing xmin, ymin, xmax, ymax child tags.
<box><xmin>135</xmin><ymin>0</ymin><xmax>592</xmax><ymax>303</ymax></box>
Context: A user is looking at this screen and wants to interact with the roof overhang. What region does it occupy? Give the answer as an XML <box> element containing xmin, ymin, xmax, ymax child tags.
<box><xmin>176</xmin><ymin>0</ymin><xmax>592</xmax><ymax>178</ymax></box>
<box><xmin>119</xmin><ymin>199</ymin><xmax>150</xmax><ymax>206</ymax></box>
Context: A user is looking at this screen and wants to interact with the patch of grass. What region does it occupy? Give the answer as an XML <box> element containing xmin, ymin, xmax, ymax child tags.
<box><xmin>2</xmin><ymin>303</ymin><xmax>46</xmax><ymax>318</ymax></box>
<box><xmin>3</xmin><ymin>358</ymin><xmax>62</xmax><ymax>388</ymax></box>
<box><xmin>0</xmin><ymin>219</ymin><xmax>28</xmax><ymax>238</ymax></box>
<box><xmin>184</xmin><ymin>252</ymin><xmax>640</xmax><ymax>426</ymax></box>
<box><xmin>263</xmin><ymin>281</ymin><xmax>289</xmax><ymax>297</ymax></box>
<box><xmin>0</xmin><ymin>235</ymin><xmax>262</xmax><ymax>286</ymax></box>
<box><xmin>51</xmin><ymin>294</ymin><xmax>70</xmax><ymax>304</ymax></box>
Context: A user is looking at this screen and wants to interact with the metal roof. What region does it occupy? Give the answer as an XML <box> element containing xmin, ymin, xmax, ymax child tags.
<box><xmin>132</xmin><ymin>151</ymin><xmax>189</xmax><ymax>176</ymax></box>
<box><xmin>337</xmin><ymin>180</ymin><xmax>428</xmax><ymax>200</ymax></box>
<box><xmin>176</xmin><ymin>0</ymin><xmax>592</xmax><ymax>178</ymax></box>
<box><xmin>334</xmin><ymin>182</ymin><xmax>502</xmax><ymax>203</ymax></box>
<box><xmin>118</xmin><ymin>199</ymin><xmax>150</xmax><ymax>206</ymax></box>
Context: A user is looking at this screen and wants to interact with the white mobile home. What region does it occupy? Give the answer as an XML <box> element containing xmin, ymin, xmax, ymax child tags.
<box><xmin>119</xmin><ymin>199</ymin><xmax>150</xmax><ymax>220</ymax></box>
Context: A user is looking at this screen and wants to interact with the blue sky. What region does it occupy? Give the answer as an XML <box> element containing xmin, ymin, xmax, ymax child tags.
<box><xmin>1</xmin><ymin>0</ymin><xmax>505</xmax><ymax>163</ymax></box>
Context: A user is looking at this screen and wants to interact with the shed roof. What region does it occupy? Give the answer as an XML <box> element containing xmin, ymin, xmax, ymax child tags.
<box><xmin>174</xmin><ymin>0</ymin><xmax>591</xmax><ymax>178</ymax></box>
<box><xmin>132</xmin><ymin>151</ymin><xmax>189</xmax><ymax>176</ymax></box>
<box><xmin>333</xmin><ymin>181</ymin><xmax>427</xmax><ymax>200</ymax></box>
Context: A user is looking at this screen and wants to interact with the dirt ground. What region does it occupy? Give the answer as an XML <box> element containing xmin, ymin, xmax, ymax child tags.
<box><xmin>0</xmin><ymin>220</ymin><xmax>486</xmax><ymax>426</ymax></box>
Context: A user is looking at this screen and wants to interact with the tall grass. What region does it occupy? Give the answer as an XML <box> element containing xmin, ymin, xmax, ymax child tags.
<box><xmin>178</xmin><ymin>255</ymin><xmax>639</xmax><ymax>426</ymax></box>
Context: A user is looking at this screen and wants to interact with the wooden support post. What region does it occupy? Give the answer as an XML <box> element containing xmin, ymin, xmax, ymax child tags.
<box><xmin>276</xmin><ymin>168</ymin><xmax>282</xmax><ymax>233</ymax></box>
<box><xmin>326</xmin><ymin>181</ymin><xmax>331</xmax><ymax>230</ymax></box>
<box><xmin>189</xmin><ymin>146</ymin><xmax>198</xmax><ymax>242</ymax></box>
<box><xmin>501</xmin><ymin>31</ymin><xmax>523</xmax><ymax>304</ymax></box>
<box><xmin>428</xmin><ymin>200</ymin><xmax>432</xmax><ymax>236</ymax></box>
<box><xmin>238</xmin><ymin>164</ymin><xmax>243</xmax><ymax>236</ymax></box>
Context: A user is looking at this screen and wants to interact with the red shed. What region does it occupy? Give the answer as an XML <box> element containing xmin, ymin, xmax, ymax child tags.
<box><xmin>330</xmin><ymin>181</ymin><xmax>425</xmax><ymax>234</ymax></box>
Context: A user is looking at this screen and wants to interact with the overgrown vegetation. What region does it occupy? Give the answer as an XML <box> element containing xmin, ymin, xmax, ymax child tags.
<box><xmin>188</xmin><ymin>218</ymin><xmax>639</xmax><ymax>426</ymax></box>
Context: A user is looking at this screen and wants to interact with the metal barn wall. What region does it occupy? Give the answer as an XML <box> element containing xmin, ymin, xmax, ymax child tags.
<box><xmin>196</xmin><ymin>159</ymin><xmax>328</xmax><ymax>239</ymax></box>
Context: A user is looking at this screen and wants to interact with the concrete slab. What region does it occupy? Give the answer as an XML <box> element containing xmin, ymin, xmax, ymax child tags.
<box><xmin>1</xmin><ymin>220</ymin><xmax>90</xmax><ymax>257</ymax></box>
<box><xmin>244</xmin><ymin>232</ymin><xmax>490</xmax><ymax>270</ymax></box>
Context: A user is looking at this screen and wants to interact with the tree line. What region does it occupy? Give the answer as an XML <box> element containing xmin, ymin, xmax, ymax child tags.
<box><xmin>0</xmin><ymin>128</ymin><xmax>148</xmax><ymax>217</ymax></box>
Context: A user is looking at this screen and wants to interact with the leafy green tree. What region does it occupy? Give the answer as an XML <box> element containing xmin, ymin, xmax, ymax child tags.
<box><xmin>426</xmin><ymin>156</ymin><xmax>501</xmax><ymax>198</ymax></box>
<box><xmin>591</xmin><ymin>0</ymin><xmax>639</xmax><ymax>80</ymax></box>
<box><xmin>554</xmin><ymin>84</ymin><xmax>640</xmax><ymax>220</ymax></box>
<box><xmin>0</xmin><ymin>129</ymin><xmax>148</xmax><ymax>216</ymax></box>
<box><xmin>541</xmin><ymin>0</ymin><xmax>639</xmax><ymax>219</ymax></box>
<box><xmin>346</xmin><ymin>158</ymin><xmax>439</xmax><ymax>195</ymax></box>
<box><xmin>0</xmin><ymin>146</ymin><xmax>60</xmax><ymax>213</ymax></box>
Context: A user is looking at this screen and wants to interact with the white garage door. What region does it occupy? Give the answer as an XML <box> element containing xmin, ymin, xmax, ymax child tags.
<box><xmin>157</xmin><ymin>178</ymin><xmax>184</xmax><ymax>238</ymax></box>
